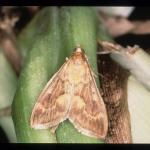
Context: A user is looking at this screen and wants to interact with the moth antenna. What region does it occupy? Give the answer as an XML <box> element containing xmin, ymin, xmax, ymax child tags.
<box><xmin>97</xmin><ymin>72</ymin><xmax>108</xmax><ymax>81</ymax></box>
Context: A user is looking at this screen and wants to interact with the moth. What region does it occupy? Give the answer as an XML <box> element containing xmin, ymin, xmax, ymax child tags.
<box><xmin>30</xmin><ymin>47</ymin><xmax>108</xmax><ymax>139</ymax></box>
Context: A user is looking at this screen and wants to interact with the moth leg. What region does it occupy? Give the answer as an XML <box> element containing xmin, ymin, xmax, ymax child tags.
<box><xmin>91</xmin><ymin>70</ymin><xmax>98</xmax><ymax>78</ymax></box>
<box><xmin>95</xmin><ymin>71</ymin><xmax>105</xmax><ymax>79</ymax></box>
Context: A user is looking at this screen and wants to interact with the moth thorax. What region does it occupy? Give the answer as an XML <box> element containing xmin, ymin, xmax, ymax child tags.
<box><xmin>68</xmin><ymin>63</ymin><xmax>85</xmax><ymax>85</ymax></box>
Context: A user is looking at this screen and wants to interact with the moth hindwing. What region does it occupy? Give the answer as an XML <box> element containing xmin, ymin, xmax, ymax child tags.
<box><xmin>30</xmin><ymin>47</ymin><xmax>108</xmax><ymax>139</ymax></box>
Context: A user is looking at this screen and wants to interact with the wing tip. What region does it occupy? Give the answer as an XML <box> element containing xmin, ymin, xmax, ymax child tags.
<box><xmin>69</xmin><ymin>118</ymin><xmax>107</xmax><ymax>140</ymax></box>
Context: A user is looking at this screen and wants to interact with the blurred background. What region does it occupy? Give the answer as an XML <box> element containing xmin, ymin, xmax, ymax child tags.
<box><xmin>0</xmin><ymin>6</ymin><xmax>150</xmax><ymax>143</ymax></box>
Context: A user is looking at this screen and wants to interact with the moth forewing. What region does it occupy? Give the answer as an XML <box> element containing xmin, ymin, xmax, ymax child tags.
<box><xmin>30</xmin><ymin>47</ymin><xmax>108</xmax><ymax>139</ymax></box>
<box><xmin>30</xmin><ymin>59</ymin><xmax>71</xmax><ymax>129</ymax></box>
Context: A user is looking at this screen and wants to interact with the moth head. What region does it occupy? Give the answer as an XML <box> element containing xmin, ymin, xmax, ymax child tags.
<box><xmin>72</xmin><ymin>46</ymin><xmax>87</xmax><ymax>61</ymax></box>
<box><xmin>72</xmin><ymin>47</ymin><xmax>86</xmax><ymax>59</ymax></box>
<box><xmin>75</xmin><ymin>47</ymin><xmax>84</xmax><ymax>53</ymax></box>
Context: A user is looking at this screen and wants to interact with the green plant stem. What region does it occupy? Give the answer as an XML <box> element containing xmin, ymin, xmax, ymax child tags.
<box><xmin>55</xmin><ymin>7</ymin><xmax>103</xmax><ymax>143</ymax></box>
<box><xmin>13</xmin><ymin>7</ymin><xmax>106</xmax><ymax>143</ymax></box>
<box><xmin>17</xmin><ymin>7</ymin><xmax>53</xmax><ymax>61</ymax></box>
<box><xmin>12</xmin><ymin>7</ymin><xmax>63</xmax><ymax>143</ymax></box>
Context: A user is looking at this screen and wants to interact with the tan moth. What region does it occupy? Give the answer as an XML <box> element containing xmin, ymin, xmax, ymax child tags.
<box><xmin>30</xmin><ymin>47</ymin><xmax>108</xmax><ymax>139</ymax></box>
